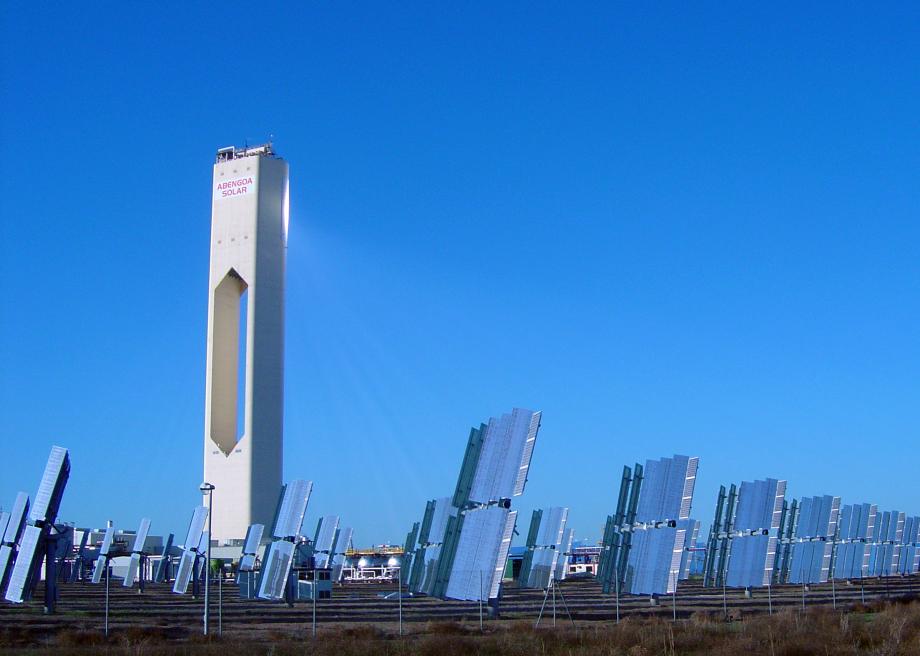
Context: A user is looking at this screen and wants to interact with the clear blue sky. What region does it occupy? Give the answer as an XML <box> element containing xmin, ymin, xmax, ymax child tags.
<box><xmin>2</xmin><ymin>3</ymin><xmax>919</xmax><ymax>546</ymax></box>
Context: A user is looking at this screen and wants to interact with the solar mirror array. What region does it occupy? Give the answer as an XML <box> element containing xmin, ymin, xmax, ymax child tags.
<box><xmin>235</xmin><ymin>523</ymin><xmax>265</xmax><ymax>597</ymax></box>
<box><xmin>1</xmin><ymin>435</ymin><xmax>916</xmax><ymax>623</ymax></box>
<box><xmin>197</xmin><ymin>531</ymin><xmax>210</xmax><ymax>557</ymax></box>
<box><xmin>2</xmin><ymin>447</ymin><xmax>71</xmax><ymax>610</ymax></box>
<box><xmin>786</xmin><ymin>495</ymin><xmax>841</xmax><ymax>584</ymax></box>
<box><xmin>702</xmin><ymin>480</ymin><xmax>920</xmax><ymax>591</ymax></box>
<box><xmin>49</xmin><ymin>526</ymin><xmax>74</xmax><ymax>579</ymax></box>
<box><xmin>702</xmin><ymin>479</ymin><xmax>786</xmax><ymax>589</ymax></box>
<box><xmin>407</xmin><ymin>408</ymin><xmax>542</xmax><ymax>604</ymax></box>
<box><xmin>67</xmin><ymin>529</ymin><xmax>89</xmax><ymax>583</ymax></box>
<box><xmin>677</xmin><ymin>520</ymin><xmax>699</xmax><ymax>582</ymax></box>
<box><xmin>257</xmin><ymin>540</ymin><xmax>294</xmax><ymax>601</ymax></box>
<box><xmin>898</xmin><ymin>516</ymin><xmax>920</xmax><ymax>575</ymax></box>
<box><xmin>91</xmin><ymin>526</ymin><xmax>115</xmax><ymax>585</ymax></box>
<box><xmin>868</xmin><ymin>510</ymin><xmax>906</xmax><ymax>577</ymax></box>
<box><xmin>312</xmin><ymin>515</ymin><xmax>339</xmax><ymax>569</ymax></box>
<box><xmin>153</xmin><ymin>533</ymin><xmax>174</xmax><ymax>583</ymax></box>
<box><xmin>444</xmin><ymin>505</ymin><xmax>517</xmax><ymax>602</ymax></box>
<box><xmin>400</xmin><ymin>522</ymin><xmax>420</xmax><ymax>586</ymax></box>
<box><xmin>0</xmin><ymin>493</ymin><xmax>30</xmax><ymax>594</ymax></box>
<box><xmin>172</xmin><ymin>506</ymin><xmax>209</xmax><ymax>594</ymax></box>
<box><xmin>555</xmin><ymin>527</ymin><xmax>576</xmax><ymax>581</ymax></box>
<box><xmin>833</xmin><ymin>503</ymin><xmax>876</xmax><ymax>580</ymax></box>
<box><xmin>330</xmin><ymin>526</ymin><xmax>353</xmax><ymax>582</ymax></box>
<box><xmin>0</xmin><ymin>514</ymin><xmax>8</xmax><ymax>549</ymax></box>
<box><xmin>407</xmin><ymin>497</ymin><xmax>456</xmax><ymax>596</ymax></box>
<box><xmin>239</xmin><ymin>523</ymin><xmax>265</xmax><ymax>573</ymax></box>
<box><xmin>598</xmin><ymin>455</ymin><xmax>699</xmax><ymax>597</ymax></box>
<box><xmin>256</xmin><ymin>479</ymin><xmax>312</xmax><ymax>601</ymax></box>
<box><xmin>518</xmin><ymin>507</ymin><xmax>571</xmax><ymax>589</ymax></box>
<box><xmin>123</xmin><ymin>518</ymin><xmax>152</xmax><ymax>588</ymax></box>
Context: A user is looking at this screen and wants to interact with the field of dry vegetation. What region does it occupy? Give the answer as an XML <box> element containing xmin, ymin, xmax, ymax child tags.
<box><xmin>2</xmin><ymin>598</ymin><xmax>919</xmax><ymax>656</ymax></box>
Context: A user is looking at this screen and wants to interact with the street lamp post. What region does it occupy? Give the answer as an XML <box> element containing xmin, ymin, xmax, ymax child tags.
<box><xmin>200</xmin><ymin>482</ymin><xmax>215</xmax><ymax>637</ymax></box>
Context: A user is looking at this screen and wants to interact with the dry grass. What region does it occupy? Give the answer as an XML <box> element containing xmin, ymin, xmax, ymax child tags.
<box><xmin>1</xmin><ymin>601</ymin><xmax>919</xmax><ymax>655</ymax></box>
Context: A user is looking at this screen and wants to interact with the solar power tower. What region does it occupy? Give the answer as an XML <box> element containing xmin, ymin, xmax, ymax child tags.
<box><xmin>408</xmin><ymin>408</ymin><xmax>542</xmax><ymax>605</ymax></box>
<box><xmin>4</xmin><ymin>446</ymin><xmax>71</xmax><ymax>611</ymax></box>
<box><xmin>703</xmin><ymin>479</ymin><xmax>786</xmax><ymax>590</ymax></box>
<box><xmin>519</xmin><ymin>507</ymin><xmax>570</xmax><ymax>589</ymax></box>
<box><xmin>786</xmin><ymin>495</ymin><xmax>841</xmax><ymax>584</ymax></box>
<box><xmin>832</xmin><ymin>503</ymin><xmax>877</xmax><ymax>580</ymax></box>
<box><xmin>868</xmin><ymin>510</ymin><xmax>905</xmax><ymax>577</ymax></box>
<box><xmin>598</xmin><ymin>455</ymin><xmax>699</xmax><ymax>597</ymax></box>
<box><xmin>257</xmin><ymin>479</ymin><xmax>312</xmax><ymax>601</ymax></box>
<box><xmin>203</xmin><ymin>144</ymin><xmax>289</xmax><ymax>544</ymax></box>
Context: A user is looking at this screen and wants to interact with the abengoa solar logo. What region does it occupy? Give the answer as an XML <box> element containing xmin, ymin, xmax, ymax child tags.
<box><xmin>215</xmin><ymin>176</ymin><xmax>255</xmax><ymax>199</ymax></box>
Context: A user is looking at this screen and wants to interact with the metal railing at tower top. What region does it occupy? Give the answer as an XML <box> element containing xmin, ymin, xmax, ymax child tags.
<box><xmin>346</xmin><ymin>546</ymin><xmax>405</xmax><ymax>557</ymax></box>
<box><xmin>215</xmin><ymin>143</ymin><xmax>276</xmax><ymax>162</ymax></box>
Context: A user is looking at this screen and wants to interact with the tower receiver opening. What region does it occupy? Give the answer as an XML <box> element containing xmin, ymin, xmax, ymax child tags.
<box><xmin>209</xmin><ymin>269</ymin><xmax>248</xmax><ymax>456</ymax></box>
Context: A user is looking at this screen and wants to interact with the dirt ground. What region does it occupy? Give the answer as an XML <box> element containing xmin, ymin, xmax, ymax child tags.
<box><xmin>1</xmin><ymin>576</ymin><xmax>918</xmax><ymax>654</ymax></box>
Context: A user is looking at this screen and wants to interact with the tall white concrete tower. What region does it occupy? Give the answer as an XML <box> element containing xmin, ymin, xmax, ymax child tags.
<box><xmin>203</xmin><ymin>144</ymin><xmax>288</xmax><ymax>543</ymax></box>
